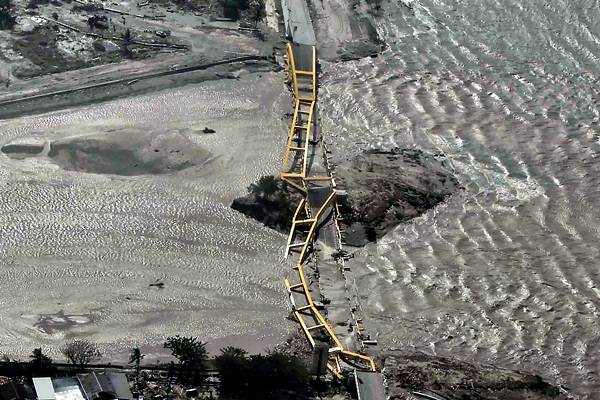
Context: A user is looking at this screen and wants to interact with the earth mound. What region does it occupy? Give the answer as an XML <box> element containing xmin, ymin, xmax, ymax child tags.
<box><xmin>46</xmin><ymin>129</ymin><xmax>211</xmax><ymax>176</ymax></box>
<box><xmin>231</xmin><ymin>148</ymin><xmax>459</xmax><ymax>245</ymax></box>
<box><xmin>231</xmin><ymin>175</ymin><xmax>302</xmax><ymax>233</ymax></box>
<box><xmin>336</xmin><ymin>148</ymin><xmax>459</xmax><ymax>246</ymax></box>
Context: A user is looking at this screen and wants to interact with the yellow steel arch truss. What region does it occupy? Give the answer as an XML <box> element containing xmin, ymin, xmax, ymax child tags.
<box><xmin>280</xmin><ymin>43</ymin><xmax>377</xmax><ymax>378</ymax></box>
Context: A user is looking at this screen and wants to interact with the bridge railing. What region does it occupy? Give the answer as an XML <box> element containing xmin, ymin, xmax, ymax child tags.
<box><xmin>280</xmin><ymin>42</ymin><xmax>377</xmax><ymax>378</ymax></box>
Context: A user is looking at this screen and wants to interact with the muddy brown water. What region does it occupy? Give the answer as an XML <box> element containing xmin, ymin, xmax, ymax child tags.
<box><xmin>320</xmin><ymin>1</ymin><xmax>600</xmax><ymax>398</ymax></box>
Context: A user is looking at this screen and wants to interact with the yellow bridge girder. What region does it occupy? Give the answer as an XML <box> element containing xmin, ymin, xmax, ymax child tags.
<box><xmin>280</xmin><ymin>42</ymin><xmax>377</xmax><ymax>378</ymax></box>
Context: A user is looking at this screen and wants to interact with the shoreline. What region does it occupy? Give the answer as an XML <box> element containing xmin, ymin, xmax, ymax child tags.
<box><xmin>0</xmin><ymin>55</ymin><xmax>269</xmax><ymax>107</ymax></box>
<box><xmin>0</xmin><ymin>54</ymin><xmax>279</xmax><ymax>120</ymax></box>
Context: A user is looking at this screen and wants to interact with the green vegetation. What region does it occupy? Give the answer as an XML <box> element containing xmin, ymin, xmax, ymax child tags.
<box><xmin>246</xmin><ymin>0</ymin><xmax>264</xmax><ymax>27</ymax></box>
<box><xmin>0</xmin><ymin>0</ymin><xmax>16</xmax><ymax>30</ymax></box>
<box><xmin>220</xmin><ymin>0</ymin><xmax>248</xmax><ymax>19</ymax></box>
<box><xmin>215</xmin><ymin>347</ymin><xmax>311</xmax><ymax>400</ymax></box>
<box><xmin>25</xmin><ymin>0</ymin><xmax>50</xmax><ymax>10</ymax></box>
<box><xmin>232</xmin><ymin>175</ymin><xmax>299</xmax><ymax>233</ymax></box>
<box><xmin>71</xmin><ymin>1</ymin><xmax>102</xmax><ymax>12</ymax></box>
<box><xmin>163</xmin><ymin>336</ymin><xmax>208</xmax><ymax>386</ymax></box>
<box><xmin>249</xmin><ymin>175</ymin><xmax>296</xmax><ymax>230</ymax></box>
<box><xmin>248</xmin><ymin>175</ymin><xmax>295</xmax><ymax>213</ymax></box>
<box><xmin>248</xmin><ymin>175</ymin><xmax>280</xmax><ymax>198</ymax></box>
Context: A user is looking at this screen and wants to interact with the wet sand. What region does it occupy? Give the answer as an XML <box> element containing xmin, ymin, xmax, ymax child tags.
<box><xmin>0</xmin><ymin>71</ymin><xmax>295</xmax><ymax>361</ymax></box>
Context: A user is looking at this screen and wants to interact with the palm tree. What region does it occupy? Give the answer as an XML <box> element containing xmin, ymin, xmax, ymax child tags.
<box><xmin>30</xmin><ymin>348</ymin><xmax>53</xmax><ymax>374</ymax></box>
<box><xmin>219</xmin><ymin>346</ymin><xmax>247</xmax><ymax>358</ymax></box>
<box><xmin>129</xmin><ymin>347</ymin><xmax>145</xmax><ymax>390</ymax></box>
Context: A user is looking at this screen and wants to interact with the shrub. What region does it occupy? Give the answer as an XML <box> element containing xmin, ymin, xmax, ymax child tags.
<box><xmin>71</xmin><ymin>2</ymin><xmax>102</xmax><ymax>12</ymax></box>
<box><xmin>61</xmin><ymin>340</ymin><xmax>101</xmax><ymax>368</ymax></box>
<box><xmin>248</xmin><ymin>175</ymin><xmax>280</xmax><ymax>199</ymax></box>
<box><xmin>25</xmin><ymin>0</ymin><xmax>50</xmax><ymax>10</ymax></box>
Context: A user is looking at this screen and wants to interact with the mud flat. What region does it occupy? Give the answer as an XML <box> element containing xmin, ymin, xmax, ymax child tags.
<box><xmin>383</xmin><ymin>350</ymin><xmax>568</xmax><ymax>400</ymax></box>
<box><xmin>307</xmin><ymin>0</ymin><xmax>384</xmax><ymax>61</ymax></box>
<box><xmin>0</xmin><ymin>0</ymin><xmax>293</xmax><ymax>365</ymax></box>
<box><xmin>2</xmin><ymin>129</ymin><xmax>213</xmax><ymax>175</ymax></box>
<box><xmin>336</xmin><ymin>148</ymin><xmax>459</xmax><ymax>246</ymax></box>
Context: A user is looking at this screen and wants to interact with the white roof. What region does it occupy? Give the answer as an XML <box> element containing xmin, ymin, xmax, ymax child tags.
<box><xmin>52</xmin><ymin>378</ymin><xmax>86</xmax><ymax>400</ymax></box>
<box><xmin>33</xmin><ymin>378</ymin><xmax>56</xmax><ymax>400</ymax></box>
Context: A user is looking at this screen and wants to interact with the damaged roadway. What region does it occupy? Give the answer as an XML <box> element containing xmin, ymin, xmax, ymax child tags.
<box><xmin>0</xmin><ymin>0</ymin><xmax>284</xmax><ymax>118</ymax></box>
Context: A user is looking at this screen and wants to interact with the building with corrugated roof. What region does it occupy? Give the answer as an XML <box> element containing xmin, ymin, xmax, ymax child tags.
<box><xmin>32</xmin><ymin>372</ymin><xmax>132</xmax><ymax>400</ymax></box>
<box><xmin>0</xmin><ymin>379</ymin><xmax>31</xmax><ymax>400</ymax></box>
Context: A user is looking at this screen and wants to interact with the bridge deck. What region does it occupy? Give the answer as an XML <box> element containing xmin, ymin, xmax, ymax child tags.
<box><xmin>280</xmin><ymin>42</ymin><xmax>377</xmax><ymax>379</ymax></box>
<box><xmin>355</xmin><ymin>370</ymin><xmax>386</xmax><ymax>400</ymax></box>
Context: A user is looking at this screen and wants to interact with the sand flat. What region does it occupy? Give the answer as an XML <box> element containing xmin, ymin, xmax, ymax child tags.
<box><xmin>0</xmin><ymin>72</ymin><xmax>294</xmax><ymax>360</ymax></box>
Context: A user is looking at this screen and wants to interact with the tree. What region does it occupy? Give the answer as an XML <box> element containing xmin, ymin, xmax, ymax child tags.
<box><xmin>163</xmin><ymin>336</ymin><xmax>207</xmax><ymax>386</ymax></box>
<box><xmin>129</xmin><ymin>347</ymin><xmax>145</xmax><ymax>391</ymax></box>
<box><xmin>30</xmin><ymin>348</ymin><xmax>54</xmax><ymax>375</ymax></box>
<box><xmin>120</xmin><ymin>28</ymin><xmax>133</xmax><ymax>59</ymax></box>
<box><xmin>61</xmin><ymin>340</ymin><xmax>101</xmax><ymax>369</ymax></box>
<box><xmin>219</xmin><ymin>346</ymin><xmax>247</xmax><ymax>358</ymax></box>
<box><xmin>248</xmin><ymin>175</ymin><xmax>281</xmax><ymax>199</ymax></box>
<box><xmin>214</xmin><ymin>347</ymin><xmax>248</xmax><ymax>399</ymax></box>
<box><xmin>0</xmin><ymin>0</ymin><xmax>16</xmax><ymax>30</ymax></box>
<box><xmin>220</xmin><ymin>0</ymin><xmax>249</xmax><ymax>20</ymax></box>
<box><xmin>247</xmin><ymin>0</ymin><xmax>264</xmax><ymax>28</ymax></box>
<box><xmin>214</xmin><ymin>349</ymin><xmax>311</xmax><ymax>400</ymax></box>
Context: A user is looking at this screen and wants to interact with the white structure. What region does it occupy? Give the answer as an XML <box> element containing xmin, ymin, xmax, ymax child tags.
<box><xmin>33</xmin><ymin>372</ymin><xmax>132</xmax><ymax>400</ymax></box>
<box><xmin>32</xmin><ymin>378</ymin><xmax>55</xmax><ymax>400</ymax></box>
<box><xmin>33</xmin><ymin>378</ymin><xmax>85</xmax><ymax>400</ymax></box>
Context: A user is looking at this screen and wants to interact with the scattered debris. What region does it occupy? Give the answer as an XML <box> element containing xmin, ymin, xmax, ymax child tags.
<box><xmin>87</xmin><ymin>14</ymin><xmax>108</xmax><ymax>29</ymax></box>
<box><xmin>149</xmin><ymin>280</ymin><xmax>165</xmax><ymax>289</ymax></box>
<box><xmin>155</xmin><ymin>30</ymin><xmax>170</xmax><ymax>38</ymax></box>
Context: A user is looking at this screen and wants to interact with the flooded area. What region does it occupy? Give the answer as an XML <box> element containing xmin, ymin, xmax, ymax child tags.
<box><xmin>0</xmin><ymin>72</ymin><xmax>293</xmax><ymax>360</ymax></box>
<box><xmin>2</xmin><ymin>0</ymin><xmax>600</xmax><ymax>397</ymax></box>
<box><xmin>320</xmin><ymin>1</ymin><xmax>600</xmax><ymax>398</ymax></box>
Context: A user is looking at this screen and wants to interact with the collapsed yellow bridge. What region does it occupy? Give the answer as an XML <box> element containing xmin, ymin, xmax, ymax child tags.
<box><xmin>280</xmin><ymin>42</ymin><xmax>377</xmax><ymax>379</ymax></box>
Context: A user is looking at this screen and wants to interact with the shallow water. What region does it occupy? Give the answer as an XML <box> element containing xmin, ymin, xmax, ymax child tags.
<box><xmin>0</xmin><ymin>72</ymin><xmax>293</xmax><ymax>360</ymax></box>
<box><xmin>320</xmin><ymin>1</ymin><xmax>600</xmax><ymax>397</ymax></box>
